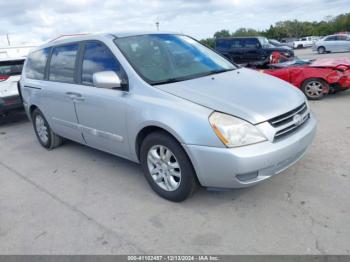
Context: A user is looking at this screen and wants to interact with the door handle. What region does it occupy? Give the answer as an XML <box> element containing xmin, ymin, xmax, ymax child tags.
<box><xmin>65</xmin><ymin>92</ymin><xmax>82</xmax><ymax>97</ymax></box>
<box><xmin>65</xmin><ymin>92</ymin><xmax>84</xmax><ymax>102</ymax></box>
<box><xmin>74</xmin><ymin>97</ymin><xmax>85</xmax><ymax>102</ymax></box>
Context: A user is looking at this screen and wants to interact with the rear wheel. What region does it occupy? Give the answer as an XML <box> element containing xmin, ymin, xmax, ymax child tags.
<box><xmin>32</xmin><ymin>109</ymin><xmax>63</xmax><ymax>149</ymax></box>
<box><xmin>301</xmin><ymin>78</ymin><xmax>328</xmax><ymax>100</ymax></box>
<box><xmin>140</xmin><ymin>131</ymin><xmax>197</xmax><ymax>202</ymax></box>
<box><xmin>318</xmin><ymin>46</ymin><xmax>326</xmax><ymax>54</ymax></box>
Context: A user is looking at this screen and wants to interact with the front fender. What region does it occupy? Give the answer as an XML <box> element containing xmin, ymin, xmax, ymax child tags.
<box><xmin>125</xmin><ymin>93</ymin><xmax>225</xmax><ymax>162</ymax></box>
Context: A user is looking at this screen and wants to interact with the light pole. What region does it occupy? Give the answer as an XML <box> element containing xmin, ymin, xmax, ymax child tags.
<box><xmin>6</xmin><ymin>34</ymin><xmax>10</xmax><ymax>46</ymax></box>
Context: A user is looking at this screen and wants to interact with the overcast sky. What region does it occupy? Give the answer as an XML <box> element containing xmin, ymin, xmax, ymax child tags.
<box><xmin>0</xmin><ymin>0</ymin><xmax>349</xmax><ymax>45</ymax></box>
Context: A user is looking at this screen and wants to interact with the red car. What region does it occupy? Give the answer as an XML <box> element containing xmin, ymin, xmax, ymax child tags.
<box><xmin>261</xmin><ymin>58</ymin><xmax>350</xmax><ymax>100</ymax></box>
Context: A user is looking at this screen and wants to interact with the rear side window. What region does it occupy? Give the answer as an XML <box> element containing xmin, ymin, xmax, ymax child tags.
<box><xmin>49</xmin><ymin>44</ymin><xmax>78</xmax><ymax>83</ymax></box>
<box><xmin>0</xmin><ymin>60</ymin><xmax>24</xmax><ymax>77</ymax></box>
<box><xmin>336</xmin><ymin>35</ymin><xmax>348</xmax><ymax>41</ymax></box>
<box><xmin>216</xmin><ymin>39</ymin><xmax>243</xmax><ymax>49</ymax></box>
<box><xmin>230</xmin><ymin>39</ymin><xmax>243</xmax><ymax>48</ymax></box>
<box><xmin>216</xmin><ymin>39</ymin><xmax>231</xmax><ymax>49</ymax></box>
<box><xmin>81</xmin><ymin>42</ymin><xmax>122</xmax><ymax>85</ymax></box>
<box><xmin>244</xmin><ymin>38</ymin><xmax>259</xmax><ymax>48</ymax></box>
<box><xmin>25</xmin><ymin>49</ymin><xmax>50</xmax><ymax>80</ymax></box>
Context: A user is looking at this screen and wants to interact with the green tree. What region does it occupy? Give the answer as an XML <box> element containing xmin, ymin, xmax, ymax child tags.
<box><xmin>201</xmin><ymin>12</ymin><xmax>350</xmax><ymax>43</ymax></box>
<box><xmin>214</xmin><ymin>29</ymin><xmax>231</xmax><ymax>38</ymax></box>
<box><xmin>232</xmin><ymin>28</ymin><xmax>261</xmax><ymax>37</ymax></box>
<box><xmin>200</xmin><ymin>38</ymin><xmax>215</xmax><ymax>48</ymax></box>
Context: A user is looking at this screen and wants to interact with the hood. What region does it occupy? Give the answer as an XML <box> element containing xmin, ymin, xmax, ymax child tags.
<box><xmin>156</xmin><ymin>68</ymin><xmax>305</xmax><ymax>124</ymax></box>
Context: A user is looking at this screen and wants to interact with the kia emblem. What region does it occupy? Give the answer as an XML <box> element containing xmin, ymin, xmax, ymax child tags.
<box><xmin>293</xmin><ymin>114</ymin><xmax>303</xmax><ymax>126</ymax></box>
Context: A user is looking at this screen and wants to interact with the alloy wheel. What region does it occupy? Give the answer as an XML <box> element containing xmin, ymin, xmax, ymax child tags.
<box><xmin>147</xmin><ymin>145</ymin><xmax>181</xmax><ymax>191</ymax></box>
<box><xmin>35</xmin><ymin>115</ymin><xmax>49</xmax><ymax>144</ymax></box>
<box><xmin>305</xmin><ymin>81</ymin><xmax>323</xmax><ymax>98</ymax></box>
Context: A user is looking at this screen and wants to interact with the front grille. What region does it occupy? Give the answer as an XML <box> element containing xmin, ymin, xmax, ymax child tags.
<box><xmin>269</xmin><ymin>102</ymin><xmax>309</xmax><ymax>140</ymax></box>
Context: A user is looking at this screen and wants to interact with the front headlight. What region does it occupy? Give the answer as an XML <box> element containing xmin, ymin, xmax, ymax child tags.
<box><xmin>209</xmin><ymin>112</ymin><xmax>267</xmax><ymax>148</ymax></box>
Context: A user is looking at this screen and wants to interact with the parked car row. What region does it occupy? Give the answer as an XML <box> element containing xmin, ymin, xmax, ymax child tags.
<box><xmin>265</xmin><ymin>34</ymin><xmax>350</xmax><ymax>53</ymax></box>
<box><xmin>18</xmin><ymin>32</ymin><xmax>316</xmax><ymax>201</ymax></box>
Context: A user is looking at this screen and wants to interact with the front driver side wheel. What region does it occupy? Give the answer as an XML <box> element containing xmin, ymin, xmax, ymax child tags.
<box><xmin>32</xmin><ymin>109</ymin><xmax>63</xmax><ymax>149</ymax></box>
<box><xmin>140</xmin><ymin>131</ymin><xmax>197</xmax><ymax>202</ymax></box>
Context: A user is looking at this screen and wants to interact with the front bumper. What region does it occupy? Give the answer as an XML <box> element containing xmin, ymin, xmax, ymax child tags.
<box><xmin>183</xmin><ymin>114</ymin><xmax>317</xmax><ymax>188</ymax></box>
<box><xmin>0</xmin><ymin>95</ymin><xmax>23</xmax><ymax>114</ymax></box>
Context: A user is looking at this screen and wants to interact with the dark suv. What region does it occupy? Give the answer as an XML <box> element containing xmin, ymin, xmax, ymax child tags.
<box><xmin>215</xmin><ymin>37</ymin><xmax>294</xmax><ymax>65</ymax></box>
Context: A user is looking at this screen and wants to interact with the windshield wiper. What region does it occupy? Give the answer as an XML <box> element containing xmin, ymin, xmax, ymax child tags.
<box><xmin>204</xmin><ymin>68</ymin><xmax>235</xmax><ymax>76</ymax></box>
<box><xmin>152</xmin><ymin>68</ymin><xmax>235</xmax><ymax>86</ymax></box>
<box><xmin>152</xmin><ymin>77</ymin><xmax>190</xmax><ymax>86</ymax></box>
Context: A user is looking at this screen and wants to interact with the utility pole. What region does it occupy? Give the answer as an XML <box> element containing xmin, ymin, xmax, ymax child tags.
<box><xmin>155</xmin><ymin>22</ymin><xmax>160</xmax><ymax>31</ymax></box>
<box><xmin>6</xmin><ymin>34</ymin><xmax>10</xmax><ymax>46</ymax></box>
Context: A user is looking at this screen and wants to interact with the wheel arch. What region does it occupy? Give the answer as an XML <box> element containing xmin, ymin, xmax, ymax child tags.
<box><xmin>135</xmin><ymin>124</ymin><xmax>184</xmax><ymax>162</ymax></box>
<box><xmin>301</xmin><ymin>77</ymin><xmax>329</xmax><ymax>89</ymax></box>
<box><xmin>28</xmin><ymin>104</ymin><xmax>39</xmax><ymax>120</ymax></box>
<box><xmin>134</xmin><ymin>124</ymin><xmax>202</xmax><ymax>188</ymax></box>
<box><xmin>301</xmin><ymin>77</ymin><xmax>330</xmax><ymax>99</ymax></box>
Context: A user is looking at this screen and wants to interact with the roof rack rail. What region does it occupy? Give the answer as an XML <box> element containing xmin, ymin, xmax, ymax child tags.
<box><xmin>48</xmin><ymin>33</ymin><xmax>89</xmax><ymax>43</ymax></box>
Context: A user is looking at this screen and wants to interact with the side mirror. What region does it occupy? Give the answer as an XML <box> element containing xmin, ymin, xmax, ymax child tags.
<box><xmin>93</xmin><ymin>71</ymin><xmax>125</xmax><ymax>90</ymax></box>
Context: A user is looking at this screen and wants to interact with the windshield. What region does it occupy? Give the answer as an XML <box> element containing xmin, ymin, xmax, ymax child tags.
<box><xmin>269</xmin><ymin>39</ymin><xmax>281</xmax><ymax>46</ymax></box>
<box><xmin>259</xmin><ymin>37</ymin><xmax>271</xmax><ymax>47</ymax></box>
<box><xmin>115</xmin><ymin>34</ymin><xmax>236</xmax><ymax>85</ymax></box>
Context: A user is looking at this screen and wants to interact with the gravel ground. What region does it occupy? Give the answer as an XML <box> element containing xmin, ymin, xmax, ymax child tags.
<box><xmin>0</xmin><ymin>50</ymin><xmax>349</xmax><ymax>255</ymax></box>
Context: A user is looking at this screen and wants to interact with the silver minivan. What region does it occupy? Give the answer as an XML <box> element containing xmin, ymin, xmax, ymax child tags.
<box><xmin>20</xmin><ymin>33</ymin><xmax>316</xmax><ymax>201</ymax></box>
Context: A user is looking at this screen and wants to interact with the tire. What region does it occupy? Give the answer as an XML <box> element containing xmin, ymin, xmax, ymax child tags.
<box><xmin>32</xmin><ymin>108</ymin><xmax>63</xmax><ymax>149</ymax></box>
<box><xmin>318</xmin><ymin>46</ymin><xmax>326</xmax><ymax>54</ymax></box>
<box><xmin>297</xmin><ymin>44</ymin><xmax>303</xmax><ymax>49</ymax></box>
<box><xmin>301</xmin><ymin>78</ymin><xmax>328</xmax><ymax>100</ymax></box>
<box><xmin>140</xmin><ymin>131</ymin><xmax>197</xmax><ymax>202</ymax></box>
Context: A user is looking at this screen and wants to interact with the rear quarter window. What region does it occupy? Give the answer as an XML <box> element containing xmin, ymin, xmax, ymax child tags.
<box><xmin>25</xmin><ymin>48</ymin><xmax>50</xmax><ymax>80</ymax></box>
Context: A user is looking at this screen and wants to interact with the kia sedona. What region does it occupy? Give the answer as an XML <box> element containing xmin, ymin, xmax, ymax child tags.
<box><xmin>20</xmin><ymin>33</ymin><xmax>316</xmax><ymax>201</ymax></box>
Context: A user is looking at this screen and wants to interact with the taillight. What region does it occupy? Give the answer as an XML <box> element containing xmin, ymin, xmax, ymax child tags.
<box><xmin>0</xmin><ymin>75</ymin><xmax>9</xmax><ymax>82</ymax></box>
